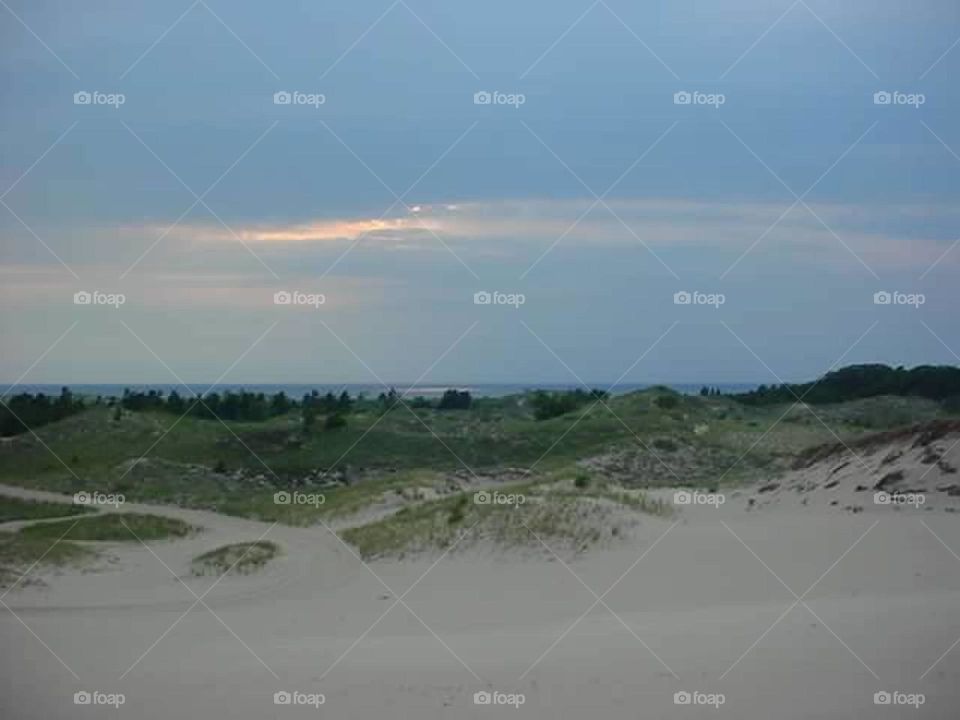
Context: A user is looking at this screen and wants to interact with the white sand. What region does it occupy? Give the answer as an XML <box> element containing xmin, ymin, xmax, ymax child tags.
<box><xmin>2</xmin><ymin>479</ymin><xmax>959</xmax><ymax>719</ymax></box>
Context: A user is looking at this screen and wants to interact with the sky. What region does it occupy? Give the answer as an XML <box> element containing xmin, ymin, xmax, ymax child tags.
<box><xmin>1</xmin><ymin>0</ymin><xmax>959</xmax><ymax>387</ymax></box>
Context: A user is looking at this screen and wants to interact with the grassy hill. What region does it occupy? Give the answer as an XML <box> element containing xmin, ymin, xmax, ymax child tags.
<box><xmin>1</xmin><ymin>387</ymin><xmax>954</xmax><ymax>529</ymax></box>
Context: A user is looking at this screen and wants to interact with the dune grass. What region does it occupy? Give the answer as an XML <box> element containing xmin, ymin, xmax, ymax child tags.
<box><xmin>0</xmin><ymin>530</ymin><xmax>94</xmax><ymax>588</ymax></box>
<box><xmin>190</xmin><ymin>541</ymin><xmax>280</xmax><ymax>576</ymax></box>
<box><xmin>18</xmin><ymin>512</ymin><xmax>196</xmax><ymax>542</ymax></box>
<box><xmin>340</xmin><ymin>477</ymin><xmax>670</xmax><ymax>559</ymax></box>
<box><xmin>0</xmin><ymin>494</ymin><xmax>91</xmax><ymax>523</ymax></box>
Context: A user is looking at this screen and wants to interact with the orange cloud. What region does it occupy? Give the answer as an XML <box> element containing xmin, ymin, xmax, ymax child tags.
<box><xmin>234</xmin><ymin>216</ymin><xmax>443</xmax><ymax>243</ymax></box>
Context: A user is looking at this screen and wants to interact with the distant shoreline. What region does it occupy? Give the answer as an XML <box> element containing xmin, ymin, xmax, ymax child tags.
<box><xmin>2</xmin><ymin>382</ymin><xmax>761</xmax><ymax>399</ymax></box>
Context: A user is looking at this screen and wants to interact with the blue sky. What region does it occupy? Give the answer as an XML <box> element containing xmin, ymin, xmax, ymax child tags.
<box><xmin>1</xmin><ymin>0</ymin><xmax>959</xmax><ymax>385</ymax></box>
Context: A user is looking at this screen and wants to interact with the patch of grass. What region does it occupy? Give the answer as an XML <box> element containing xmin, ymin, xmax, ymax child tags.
<box><xmin>594</xmin><ymin>489</ymin><xmax>670</xmax><ymax>516</ymax></box>
<box><xmin>552</xmin><ymin>474</ymin><xmax>672</xmax><ymax>517</ymax></box>
<box><xmin>342</xmin><ymin>476</ymin><xmax>670</xmax><ymax>559</ymax></box>
<box><xmin>18</xmin><ymin>513</ymin><xmax>196</xmax><ymax>542</ymax></box>
<box><xmin>341</xmin><ymin>495</ymin><xmax>469</xmax><ymax>559</ymax></box>
<box><xmin>230</xmin><ymin>469</ymin><xmax>446</xmax><ymax>526</ymax></box>
<box><xmin>190</xmin><ymin>541</ymin><xmax>280</xmax><ymax>576</ymax></box>
<box><xmin>0</xmin><ymin>530</ymin><xmax>94</xmax><ymax>587</ymax></box>
<box><xmin>0</xmin><ymin>494</ymin><xmax>91</xmax><ymax>522</ymax></box>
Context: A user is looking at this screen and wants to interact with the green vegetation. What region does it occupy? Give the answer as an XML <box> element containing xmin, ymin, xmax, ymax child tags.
<box><xmin>324</xmin><ymin>413</ymin><xmax>348</xmax><ymax>430</ymax></box>
<box><xmin>437</xmin><ymin>389</ymin><xmax>472</xmax><ymax>410</ymax></box>
<box><xmin>121</xmin><ymin>388</ymin><xmax>351</xmax><ymax>423</ymax></box>
<box><xmin>530</xmin><ymin>388</ymin><xmax>607</xmax><ymax>420</ymax></box>
<box><xmin>341</xmin><ymin>478</ymin><xmax>669</xmax><ymax>560</ymax></box>
<box><xmin>0</xmin><ymin>531</ymin><xmax>94</xmax><ymax>587</ymax></box>
<box><xmin>553</xmin><ymin>472</ymin><xmax>671</xmax><ymax>516</ymax></box>
<box><xmin>653</xmin><ymin>392</ymin><xmax>680</xmax><ymax>410</ymax></box>
<box><xmin>18</xmin><ymin>513</ymin><xmax>196</xmax><ymax>542</ymax></box>
<box><xmin>732</xmin><ymin>364</ymin><xmax>960</xmax><ymax>406</ymax></box>
<box><xmin>447</xmin><ymin>495</ymin><xmax>469</xmax><ymax>524</ymax></box>
<box><xmin>1</xmin><ymin>387</ymin><xmax>86</xmax><ymax>437</ymax></box>
<box><xmin>190</xmin><ymin>541</ymin><xmax>280</xmax><ymax>576</ymax></box>
<box><xmin>0</xmin><ymin>368</ymin><xmax>957</xmax><ymax>550</ymax></box>
<box><xmin>0</xmin><ymin>494</ymin><xmax>90</xmax><ymax>522</ymax></box>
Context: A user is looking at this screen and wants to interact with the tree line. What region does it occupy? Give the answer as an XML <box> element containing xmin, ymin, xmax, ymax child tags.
<box><xmin>1</xmin><ymin>385</ymin><xmax>538</xmax><ymax>436</ymax></box>
<box><xmin>0</xmin><ymin>387</ymin><xmax>86</xmax><ymax>437</ymax></box>
<box><xmin>120</xmin><ymin>388</ymin><xmax>356</xmax><ymax>423</ymax></box>
<box><xmin>730</xmin><ymin>364</ymin><xmax>960</xmax><ymax>406</ymax></box>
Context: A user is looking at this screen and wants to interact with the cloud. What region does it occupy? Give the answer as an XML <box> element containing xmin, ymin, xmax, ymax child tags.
<box><xmin>148</xmin><ymin>198</ymin><xmax>959</xmax><ymax>271</ymax></box>
<box><xmin>157</xmin><ymin>215</ymin><xmax>443</xmax><ymax>245</ymax></box>
<box><xmin>12</xmin><ymin>199</ymin><xmax>953</xmax><ymax>276</ymax></box>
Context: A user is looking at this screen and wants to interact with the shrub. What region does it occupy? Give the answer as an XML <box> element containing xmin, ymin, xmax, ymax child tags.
<box><xmin>654</xmin><ymin>394</ymin><xmax>679</xmax><ymax>410</ymax></box>
<box><xmin>191</xmin><ymin>541</ymin><xmax>279</xmax><ymax>576</ymax></box>
<box><xmin>437</xmin><ymin>389</ymin><xmax>472</xmax><ymax>410</ymax></box>
<box><xmin>653</xmin><ymin>437</ymin><xmax>678</xmax><ymax>452</ymax></box>
<box><xmin>574</xmin><ymin>472</ymin><xmax>591</xmax><ymax>489</ymax></box>
<box><xmin>325</xmin><ymin>413</ymin><xmax>347</xmax><ymax>430</ymax></box>
<box><xmin>448</xmin><ymin>495</ymin><xmax>468</xmax><ymax>524</ymax></box>
<box><xmin>530</xmin><ymin>389</ymin><xmax>607</xmax><ymax>421</ymax></box>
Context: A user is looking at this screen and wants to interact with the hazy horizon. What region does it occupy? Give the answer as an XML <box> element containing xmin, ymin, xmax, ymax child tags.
<box><xmin>2</xmin><ymin>362</ymin><xmax>952</xmax><ymax>391</ymax></box>
<box><xmin>3</xmin><ymin>381</ymin><xmax>764</xmax><ymax>403</ymax></box>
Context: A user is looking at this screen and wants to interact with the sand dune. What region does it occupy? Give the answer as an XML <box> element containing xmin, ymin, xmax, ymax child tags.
<box><xmin>2</xmin><ymin>470</ymin><xmax>960</xmax><ymax>719</ymax></box>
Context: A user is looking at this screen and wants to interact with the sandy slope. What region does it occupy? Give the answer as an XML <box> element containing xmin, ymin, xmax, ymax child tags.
<box><xmin>1</xmin><ymin>482</ymin><xmax>959</xmax><ymax>719</ymax></box>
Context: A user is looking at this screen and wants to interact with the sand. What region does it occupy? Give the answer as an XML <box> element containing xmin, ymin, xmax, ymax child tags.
<box><xmin>1</xmin><ymin>478</ymin><xmax>959</xmax><ymax>719</ymax></box>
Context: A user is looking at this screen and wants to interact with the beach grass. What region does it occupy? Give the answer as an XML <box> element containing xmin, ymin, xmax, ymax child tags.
<box><xmin>18</xmin><ymin>513</ymin><xmax>196</xmax><ymax>542</ymax></box>
<box><xmin>0</xmin><ymin>494</ymin><xmax>91</xmax><ymax>523</ymax></box>
<box><xmin>190</xmin><ymin>540</ymin><xmax>280</xmax><ymax>576</ymax></box>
